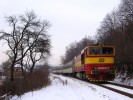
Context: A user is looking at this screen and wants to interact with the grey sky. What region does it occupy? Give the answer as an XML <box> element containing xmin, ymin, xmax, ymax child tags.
<box><xmin>0</xmin><ymin>0</ymin><xmax>121</xmax><ymax>65</ymax></box>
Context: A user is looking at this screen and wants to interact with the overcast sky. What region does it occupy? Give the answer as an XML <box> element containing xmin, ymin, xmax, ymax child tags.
<box><xmin>0</xmin><ymin>0</ymin><xmax>121</xmax><ymax>66</ymax></box>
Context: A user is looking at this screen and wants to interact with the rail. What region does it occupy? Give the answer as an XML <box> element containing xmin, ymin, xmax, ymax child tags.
<box><xmin>58</xmin><ymin>74</ymin><xmax>133</xmax><ymax>98</ymax></box>
<box><xmin>94</xmin><ymin>83</ymin><xmax>133</xmax><ymax>98</ymax></box>
<box><xmin>70</xmin><ymin>76</ymin><xmax>133</xmax><ymax>98</ymax></box>
<box><xmin>107</xmin><ymin>82</ymin><xmax>133</xmax><ymax>90</ymax></box>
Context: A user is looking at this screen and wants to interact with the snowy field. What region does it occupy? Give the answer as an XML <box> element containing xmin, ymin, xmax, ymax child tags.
<box><xmin>11</xmin><ymin>74</ymin><xmax>133</xmax><ymax>100</ymax></box>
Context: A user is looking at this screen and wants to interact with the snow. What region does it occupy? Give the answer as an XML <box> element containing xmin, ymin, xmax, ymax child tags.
<box><xmin>11</xmin><ymin>74</ymin><xmax>133</xmax><ymax>100</ymax></box>
<box><xmin>113</xmin><ymin>73</ymin><xmax>133</xmax><ymax>86</ymax></box>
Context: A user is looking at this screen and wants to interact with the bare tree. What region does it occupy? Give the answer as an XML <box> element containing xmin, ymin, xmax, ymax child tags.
<box><xmin>96</xmin><ymin>0</ymin><xmax>133</xmax><ymax>75</ymax></box>
<box><xmin>0</xmin><ymin>11</ymin><xmax>51</xmax><ymax>82</ymax></box>
<box><xmin>61</xmin><ymin>36</ymin><xmax>95</xmax><ymax>64</ymax></box>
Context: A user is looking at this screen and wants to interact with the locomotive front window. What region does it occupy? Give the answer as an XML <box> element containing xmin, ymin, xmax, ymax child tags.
<box><xmin>102</xmin><ymin>47</ymin><xmax>114</xmax><ymax>54</ymax></box>
<box><xmin>89</xmin><ymin>47</ymin><xmax>101</xmax><ymax>55</ymax></box>
<box><xmin>89</xmin><ymin>46</ymin><xmax>115</xmax><ymax>55</ymax></box>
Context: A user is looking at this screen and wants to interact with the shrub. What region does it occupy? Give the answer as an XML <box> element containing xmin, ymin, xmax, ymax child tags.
<box><xmin>1</xmin><ymin>65</ymin><xmax>51</xmax><ymax>96</ymax></box>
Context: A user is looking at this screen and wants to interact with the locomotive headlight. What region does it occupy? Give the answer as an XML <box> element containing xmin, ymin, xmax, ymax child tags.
<box><xmin>91</xmin><ymin>67</ymin><xmax>98</xmax><ymax>75</ymax></box>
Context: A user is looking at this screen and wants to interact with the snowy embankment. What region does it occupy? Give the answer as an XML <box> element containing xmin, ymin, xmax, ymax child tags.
<box><xmin>11</xmin><ymin>74</ymin><xmax>132</xmax><ymax>100</ymax></box>
<box><xmin>113</xmin><ymin>73</ymin><xmax>133</xmax><ymax>86</ymax></box>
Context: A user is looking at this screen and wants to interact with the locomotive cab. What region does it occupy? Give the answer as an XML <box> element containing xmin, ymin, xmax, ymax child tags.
<box><xmin>89</xmin><ymin>46</ymin><xmax>115</xmax><ymax>56</ymax></box>
<box><xmin>85</xmin><ymin>45</ymin><xmax>116</xmax><ymax>82</ymax></box>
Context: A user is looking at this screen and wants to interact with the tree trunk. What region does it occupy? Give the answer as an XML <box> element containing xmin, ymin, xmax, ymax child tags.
<box><xmin>10</xmin><ymin>62</ymin><xmax>15</xmax><ymax>82</ymax></box>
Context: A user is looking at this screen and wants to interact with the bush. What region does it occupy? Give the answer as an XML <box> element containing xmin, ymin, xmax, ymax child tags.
<box><xmin>1</xmin><ymin>65</ymin><xmax>51</xmax><ymax>96</ymax></box>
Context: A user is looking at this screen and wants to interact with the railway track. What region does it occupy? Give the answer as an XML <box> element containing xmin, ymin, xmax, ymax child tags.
<box><xmin>72</xmin><ymin>77</ymin><xmax>133</xmax><ymax>98</ymax></box>
<box><xmin>107</xmin><ymin>82</ymin><xmax>133</xmax><ymax>89</ymax></box>
<box><xmin>61</xmin><ymin>75</ymin><xmax>133</xmax><ymax>98</ymax></box>
<box><xmin>92</xmin><ymin>82</ymin><xmax>133</xmax><ymax>98</ymax></box>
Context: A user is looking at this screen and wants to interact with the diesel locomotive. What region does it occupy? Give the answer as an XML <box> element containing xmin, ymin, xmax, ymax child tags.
<box><xmin>53</xmin><ymin>44</ymin><xmax>116</xmax><ymax>82</ymax></box>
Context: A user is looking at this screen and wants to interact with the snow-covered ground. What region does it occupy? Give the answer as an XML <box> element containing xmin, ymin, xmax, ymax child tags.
<box><xmin>113</xmin><ymin>73</ymin><xmax>133</xmax><ymax>86</ymax></box>
<box><xmin>11</xmin><ymin>74</ymin><xmax>133</xmax><ymax>100</ymax></box>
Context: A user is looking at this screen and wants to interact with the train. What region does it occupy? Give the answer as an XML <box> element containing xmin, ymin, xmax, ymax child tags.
<box><xmin>53</xmin><ymin>44</ymin><xmax>116</xmax><ymax>82</ymax></box>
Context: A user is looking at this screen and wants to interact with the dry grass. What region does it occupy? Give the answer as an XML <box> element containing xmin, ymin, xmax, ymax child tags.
<box><xmin>0</xmin><ymin>66</ymin><xmax>51</xmax><ymax>96</ymax></box>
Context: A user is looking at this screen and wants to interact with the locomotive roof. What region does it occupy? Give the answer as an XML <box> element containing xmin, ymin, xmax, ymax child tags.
<box><xmin>89</xmin><ymin>44</ymin><xmax>114</xmax><ymax>47</ymax></box>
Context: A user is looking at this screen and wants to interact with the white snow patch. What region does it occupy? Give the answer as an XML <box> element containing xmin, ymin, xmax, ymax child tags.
<box><xmin>11</xmin><ymin>74</ymin><xmax>133</xmax><ymax>100</ymax></box>
<box><xmin>113</xmin><ymin>73</ymin><xmax>133</xmax><ymax>86</ymax></box>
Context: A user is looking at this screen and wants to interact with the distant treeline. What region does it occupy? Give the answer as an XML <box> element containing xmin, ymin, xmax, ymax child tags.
<box><xmin>61</xmin><ymin>36</ymin><xmax>95</xmax><ymax>64</ymax></box>
<box><xmin>61</xmin><ymin>0</ymin><xmax>133</xmax><ymax>76</ymax></box>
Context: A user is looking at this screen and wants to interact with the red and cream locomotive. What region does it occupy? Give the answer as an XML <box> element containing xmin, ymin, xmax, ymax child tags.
<box><xmin>53</xmin><ymin>44</ymin><xmax>116</xmax><ymax>82</ymax></box>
